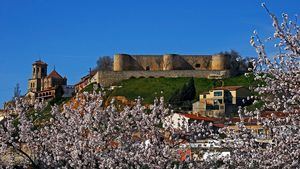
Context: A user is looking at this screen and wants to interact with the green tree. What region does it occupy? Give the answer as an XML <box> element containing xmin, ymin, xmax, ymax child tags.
<box><xmin>181</xmin><ymin>78</ymin><xmax>196</xmax><ymax>101</ymax></box>
<box><xmin>168</xmin><ymin>78</ymin><xmax>196</xmax><ymax>110</ymax></box>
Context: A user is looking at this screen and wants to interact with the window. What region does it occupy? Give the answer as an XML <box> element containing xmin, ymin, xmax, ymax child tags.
<box><xmin>37</xmin><ymin>68</ymin><xmax>39</xmax><ymax>73</ymax></box>
<box><xmin>33</xmin><ymin>68</ymin><xmax>35</xmax><ymax>74</ymax></box>
<box><xmin>258</xmin><ymin>128</ymin><xmax>264</xmax><ymax>135</ymax></box>
<box><xmin>146</xmin><ymin>66</ymin><xmax>150</xmax><ymax>71</ymax></box>
<box><xmin>206</xmin><ymin>105</ymin><xmax>220</xmax><ymax>110</ymax></box>
<box><xmin>213</xmin><ymin>105</ymin><xmax>220</xmax><ymax>110</ymax></box>
<box><xmin>195</xmin><ymin>63</ymin><xmax>200</xmax><ymax>68</ymax></box>
<box><xmin>213</xmin><ymin>99</ymin><xmax>223</xmax><ymax>104</ymax></box>
<box><xmin>218</xmin><ymin>99</ymin><xmax>223</xmax><ymax>104</ymax></box>
<box><xmin>214</xmin><ymin>91</ymin><xmax>222</xmax><ymax>96</ymax></box>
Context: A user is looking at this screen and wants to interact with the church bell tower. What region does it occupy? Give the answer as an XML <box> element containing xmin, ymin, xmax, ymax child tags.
<box><xmin>28</xmin><ymin>60</ymin><xmax>48</xmax><ymax>92</ymax></box>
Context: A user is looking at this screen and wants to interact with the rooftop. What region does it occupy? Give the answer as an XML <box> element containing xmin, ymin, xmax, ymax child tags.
<box><xmin>33</xmin><ymin>60</ymin><xmax>47</xmax><ymax>66</ymax></box>
<box><xmin>47</xmin><ymin>70</ymin><xmax>64</xmax><ymax>79</ymax></box>
<box><xmin>181</xmin><ymin>113</ymin><xmax>219</xmax><ymax>122</ymax></box>
<box><xmin>75</xmin><ymin>70</ymin><xmax>97</xmax><ymax>85</ymax></box>
<box><xmin>213</xmin><ymin>86</ymin><xmax>243</xmax><ymax>91</ymax></box>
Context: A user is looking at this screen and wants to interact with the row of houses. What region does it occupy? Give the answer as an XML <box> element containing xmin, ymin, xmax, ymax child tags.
<box><xmin>164</xmin><ymin>110</ymin><xmax>296</xmax><ymax>162</ymax></box>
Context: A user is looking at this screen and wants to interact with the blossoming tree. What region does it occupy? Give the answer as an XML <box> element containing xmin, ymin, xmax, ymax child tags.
<box><xmin>0</xmin><ymin>3</ymin><xmax>299</xmax><ymax>169</ymax></box>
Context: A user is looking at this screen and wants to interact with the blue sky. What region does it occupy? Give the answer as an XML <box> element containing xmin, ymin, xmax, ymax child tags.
<box><xmin>0</xmin><ymin>0</ymin><xmax>299</xmax><ymax>107</ymax></box>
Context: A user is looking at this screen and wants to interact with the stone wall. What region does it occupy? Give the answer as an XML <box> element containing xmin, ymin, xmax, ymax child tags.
<box><xmin>113</xmin><ymin>53</ymin><xmax>230</xmax><ymax>71</ymax></box>
<box><xmin>97</xmin><ymin>70</ymin><xmax>231</xmax><ymax>86</ymax></box>
<box><xmin>182</xmin><ymin>55</ymin><xmax>212</xmax><ymax>70</ymax></box>
<box><xmin>132</xmin><ymin>55</ymin><xmax>164</xmax><ymax>70</ymax></box>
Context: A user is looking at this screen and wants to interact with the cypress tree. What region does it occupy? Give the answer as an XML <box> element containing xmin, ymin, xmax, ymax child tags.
<box><xmin>168</xmin><ymin>78</ymin><xmax>196</xmax><ymax>108</ymax></box>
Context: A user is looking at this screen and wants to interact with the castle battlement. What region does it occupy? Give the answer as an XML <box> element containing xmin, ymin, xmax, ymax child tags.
<box><xmin>92</xmin><ymin>53</ymin><xmax>245</xmax><ymax>87</ymax></box>
<box><xmin>113</xmin><ymin>53</ymin><xmax>230</xmax><ymax>71</ymax></box>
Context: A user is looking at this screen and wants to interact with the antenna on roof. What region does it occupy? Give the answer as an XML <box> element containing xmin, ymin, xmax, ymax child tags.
<box><xmin>54</xmin><ymin>65</ymin><xmax>56</xmax><ymax>71</ymax></box>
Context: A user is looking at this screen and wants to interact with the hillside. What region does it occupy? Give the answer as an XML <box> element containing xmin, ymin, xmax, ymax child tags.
<box><xmin>109</xmin><ymin>74</ymin><xmax>255</xmax><ymax>104</ymax></box>
<box><xmin>26</xmin><ymin>74</ymin><xmax>255</xmax><ymax>122</ymax></box>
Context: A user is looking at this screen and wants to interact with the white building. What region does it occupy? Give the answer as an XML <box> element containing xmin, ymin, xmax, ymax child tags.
<box><xmin>163</xmin><ymin>113</ymin><xmax>189</xmax><ymax>131</ymax></box>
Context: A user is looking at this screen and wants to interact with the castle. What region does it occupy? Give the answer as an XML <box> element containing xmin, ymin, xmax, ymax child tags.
<box><xmin>27</xmin><ymin>60</ymin><xmax>70</xmax><ymax>101</ymax></box>
<box><xmin>113</xmin><ymin>53</ymin><xmax>230</xmax><ymax>71</ymax></box>
<box><xmin>91</xmin><ymin>53</ymin><xmax>245</xmax><ymax>87</ymax></box>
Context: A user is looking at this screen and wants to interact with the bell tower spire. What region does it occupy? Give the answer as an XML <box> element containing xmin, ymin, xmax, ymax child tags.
<box><xmin>28</xmin><ymin>60</ymin><xmax>48</xmax><ymax>92</ymax></box>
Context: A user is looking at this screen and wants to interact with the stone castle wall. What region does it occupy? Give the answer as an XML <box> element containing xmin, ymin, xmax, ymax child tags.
<box><xmin>98</xmin><ymin>53</ymin><xmax>242</xmax><ymax>87</ymax></box>
<box><xmin>113</xmin><ymin>54</ymin><xmax>228</xmax><ymax>71</ymax></box>
<box><xmin>97</xmin><ymin>70</ymin><xmax>231</xmax><ymax>86</ymax></box>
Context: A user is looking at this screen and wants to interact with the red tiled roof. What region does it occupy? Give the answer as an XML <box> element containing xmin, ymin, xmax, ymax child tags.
<box><xmin>260</xmin><ymin>110</ymin><xmax>300</xmax><ymax>118</ymax></box>
<box><xmin>213</xmin><ymin>86</ymin><xmax>243</xmax><ymax>91</ymax></box>
<box><xmin>47</xmin><ymin>70</ymin><xmax>64</xmax><ymax>79</ymax></box>
<box><xmin>261</xmin><ymin>111</ymin><xmax>286</xmax><ymax>118</ymax></box>
<box><xmin>181</xmin><ymin>113</ymin><xmax>219</xmax><ymax>122</ymax></box>
<box><xmin>213</xmin><ymin>123</ymin><xmax>225</xmax><ymax>128</ymax></box>
<box><xmin>75</xmin><ymin>70</ymin><xmax>97</xmax><ymax>86</ymax></box>
<box><xmin>180</xmin><ymin>110</ymin><xmax>300</xmax><ymax>128</ymax></box>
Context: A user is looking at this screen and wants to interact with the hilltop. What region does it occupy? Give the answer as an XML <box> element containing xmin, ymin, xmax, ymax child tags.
<box><xmin>109</xmin><ymin>74</ymin><xmax>255</xmax><ymax>104</ymax></box>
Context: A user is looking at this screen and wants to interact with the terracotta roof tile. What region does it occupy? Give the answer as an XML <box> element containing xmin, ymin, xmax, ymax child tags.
<box><xmin>47</xmin><ymin>70</ymin><xmax>64</xmax><ymax>79</ymax></box>
<box><xmin>181</xmin><ymin>113</ymin><xmax>219</xmax><ymax>122</ymax></box>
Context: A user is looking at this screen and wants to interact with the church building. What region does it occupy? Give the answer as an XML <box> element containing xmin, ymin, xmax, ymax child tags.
<box><xmin>27</xmin><ymin>60</ymin><xmax>67</xmax><ymax>101</ymax></box>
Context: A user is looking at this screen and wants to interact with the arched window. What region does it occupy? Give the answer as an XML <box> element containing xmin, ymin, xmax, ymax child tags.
<box><xmin>146</xmin><ymin>66</ymin><xmax>150</xmax><ymax>71</ymax></box>
<box><xmin>195</xmin><ymin>64</ymin><xmax>201</xmax><ymax>68</ymax></box>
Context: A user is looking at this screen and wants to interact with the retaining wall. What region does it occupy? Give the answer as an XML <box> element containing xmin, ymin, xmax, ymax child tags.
<box><xmin>97</xmin><ymin>70</ymin><xmax>232</xmax><ymax>86</ymax></box>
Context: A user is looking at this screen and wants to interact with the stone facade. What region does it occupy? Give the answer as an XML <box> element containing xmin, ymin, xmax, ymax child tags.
<box><xmin>97</xmin><ymin>70</ymin><xmax>231</xmax><ymax>87</ymax></box>
<box><xmin>113</xmin><ymin>53</ymin><xmax>231</xmax><ymax>71</ymax></box>
<box><xmin>27</xmin><ymin>60</ymin><xmax>68</xmax><ymax>100</ymax></box>
<box><xmin>95</xmin><ymin>53</ymin><xmax>245</xmax><ymax>87</ymax></box>
<box><xmin>192</xmin><ymin>86</ymin><xmax>252</xmax><ymax>117</ymax></box>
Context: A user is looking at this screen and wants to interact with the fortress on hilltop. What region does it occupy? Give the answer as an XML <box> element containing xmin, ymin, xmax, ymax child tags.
<box><xmin>86</xmin><ymin>53</ymin><xmax>247</xmax><ymax>87</ymax></box>
<box><xmin>113</xmin><ymin>53</ymin><xmax>229</xmax><ymax>71</ymax></box>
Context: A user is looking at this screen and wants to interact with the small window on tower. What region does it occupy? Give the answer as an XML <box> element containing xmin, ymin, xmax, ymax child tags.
<box><xmin>33</xmin><ymin>68</ymin><xmax>35</xmax><ymax>74</ymax></box>
<box><xmin>146</xmin><ymin>66</ymin><xmax>150</xmax><ymax>71</ymax></box>
<box><xmin>195</xmin><ymin>64</ymin><xmax>200</xmax><ymax>68</ymax></box>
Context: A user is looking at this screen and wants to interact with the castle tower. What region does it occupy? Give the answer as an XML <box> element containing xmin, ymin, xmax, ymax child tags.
<box><xmin>28</xmin><ymin>60</ymin><xmax>48</xmax><ymax>92</ymax></box>
<box><xmin>113</xmin><ymin>54</ymin><xmax>126</xmax><ymax>71</ymax></box>
<box><xmin>113</xmin><ymin>54</ymin><xmax>143</xmax><ymax>71</ymax></box>
<box><xmin>162</xmin><ymin>54</ymin><xmax>175</xmax><ymax>70</ymax></box>
<box><xmin>211</xmin><ymin>54</ymin><xmax>226</xmax><ymax>70</ymax></box>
